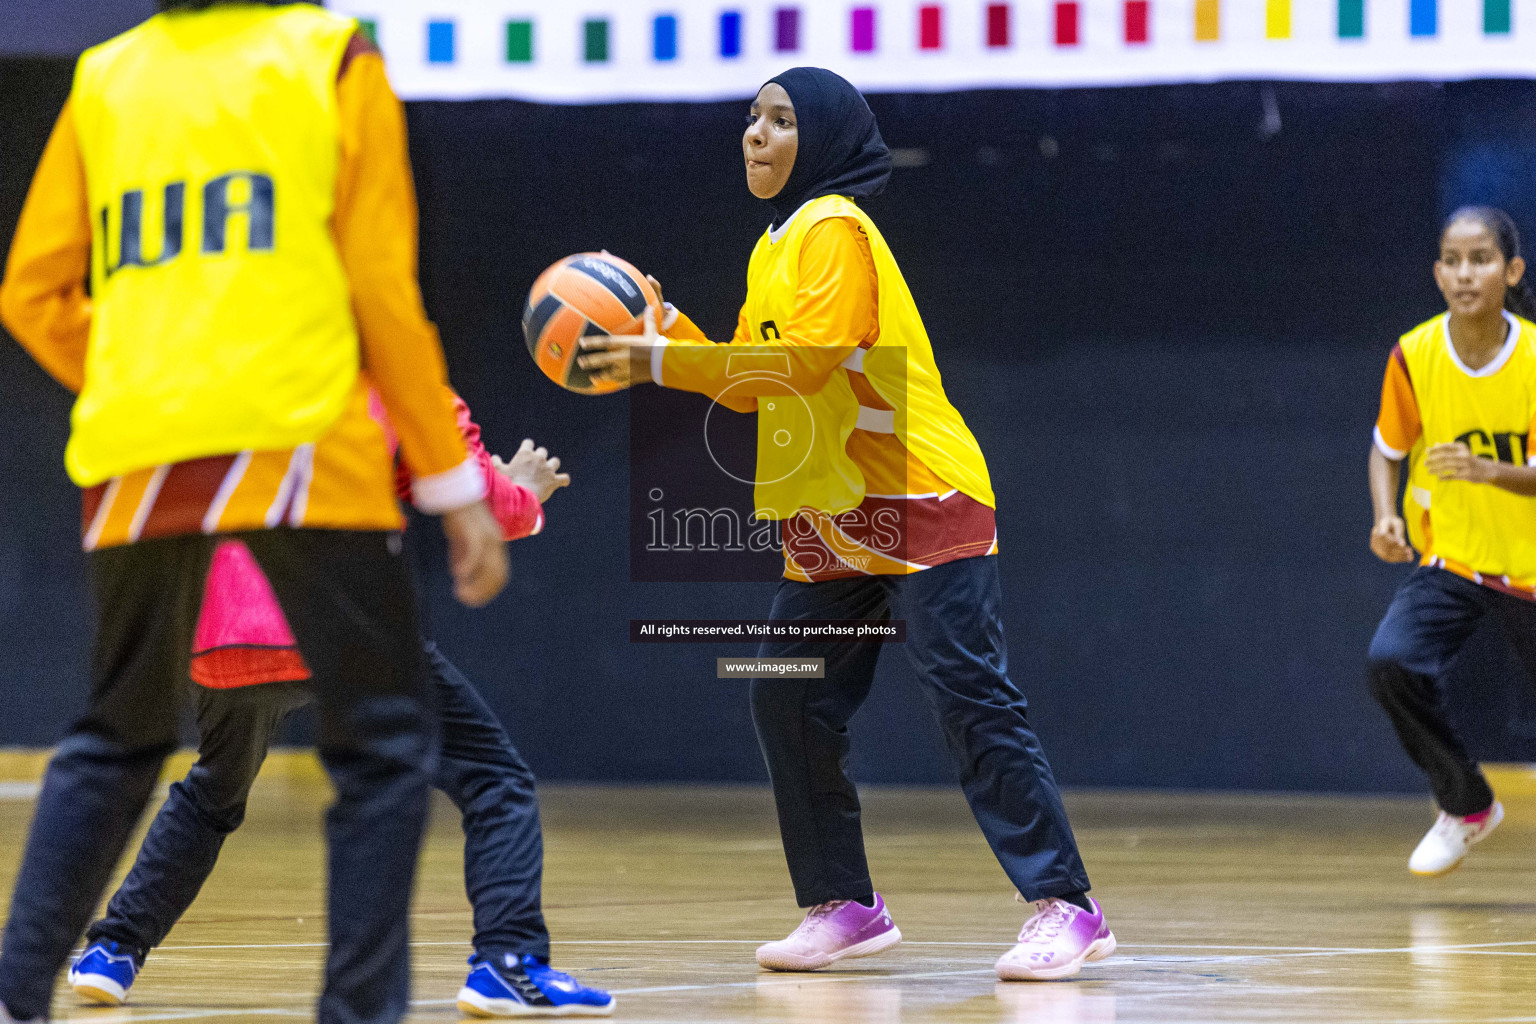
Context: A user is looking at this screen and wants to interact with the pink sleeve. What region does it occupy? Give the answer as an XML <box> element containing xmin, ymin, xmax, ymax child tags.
<box><xmin>488</xmin><ymin>472</ymin><xmax>545</xmax><ymax>541</ymax></box>
<box><xmin>450</xmin><ymin>394</ymin><xmax>545</xmax><ymax>540</ymax></box>
<box><xmin>380</xmin><ymin>388</ymin><xmax>546</xmax><ymax>540</ymax></box>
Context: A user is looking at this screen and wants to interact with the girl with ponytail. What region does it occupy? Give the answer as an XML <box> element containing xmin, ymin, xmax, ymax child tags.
<box><xmin>1458</xmin><ymin>205</ymin><xmax>1536</xmax><ymax>320</ymax></box>
<box><xmin>1365</xmin><ymin>205</ymin><xmax>1536</xmax><ymax>878</ymax></box>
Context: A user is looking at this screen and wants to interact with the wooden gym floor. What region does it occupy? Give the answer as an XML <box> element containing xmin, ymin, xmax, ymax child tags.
<box><xmin>1</xmin><ymin>753</ymin><xmax>1535</xmax><ymax>1023</ymax></box>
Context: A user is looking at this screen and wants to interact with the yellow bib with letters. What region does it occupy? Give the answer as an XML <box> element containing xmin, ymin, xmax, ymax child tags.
<box><xmin>67</xmin><ymin>4</ymin><xmax>359</xmax><ymax>486</ymax></box>
<box><xmin>743</xmin><ymin>195</ymin><xmax>994</xmax><ymax>518</ymax></box>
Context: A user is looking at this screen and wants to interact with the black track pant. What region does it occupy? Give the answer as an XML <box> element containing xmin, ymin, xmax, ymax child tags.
<box><xmin>86</xmin><ymin>641</ymin><xmax>549</xmax><ymax>966</ymax></box>
<box><xmin>750</xmin><ymin>556</ymin><xmax>1090</xmax><ymax>908</ymax></box>
<box><xmin>1368</xmin><ymin>566</ymin><xmax>1536</xmax><ymax>816</ymax></box>
<box><xmin>0</xmin><ymin>530</ymin><xmax>434</xmax><ymax>1024</ymax></box>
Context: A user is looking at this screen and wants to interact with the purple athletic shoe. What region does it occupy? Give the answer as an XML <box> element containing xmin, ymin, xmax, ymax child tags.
<box><xmin>756</xmin><ymin>893</ymin><xmax>903</xmax><ymax>971</ymax></box>
<box><xmin>995</xmin><ymin>897</ymin><xmax>1116</xmax><ymax>981</ymax></box>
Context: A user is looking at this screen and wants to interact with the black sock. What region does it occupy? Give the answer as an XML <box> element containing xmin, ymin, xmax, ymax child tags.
<box><xmin>1059</xmin><ymin>891</ymin><xmax>1094</xmax><ymax>913</ymax></box>
<box><xmin>852</xmin><ymin>894</ymin><xmax>877</xmax><ymax>908</ymax></box>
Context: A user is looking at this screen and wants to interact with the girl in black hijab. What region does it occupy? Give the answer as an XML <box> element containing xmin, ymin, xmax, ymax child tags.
<box><xmin>758</xmin><ymin>66</ymin><xmax>892</xmax><ymax>229</ymax></box>
<box><xmin>580</xmin><ymin>68</ymin><xmax>1112</xmax><ymax>983</ymax></box>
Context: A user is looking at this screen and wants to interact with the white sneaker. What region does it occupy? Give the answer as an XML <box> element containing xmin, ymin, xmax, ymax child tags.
<box><xmin>1409</xmin><ymin>802</ymin><xmax>1503</xmax><ymax>876</ymax></box>
<box><xmin>755</xmin><ymin>894</ymin><xmax>902</xmax><ymax>972</ymax></box>
<box><xmin>995</xmin><ymin>896</ymin><xmax>1115</xmax><ymax>982</ymax></box>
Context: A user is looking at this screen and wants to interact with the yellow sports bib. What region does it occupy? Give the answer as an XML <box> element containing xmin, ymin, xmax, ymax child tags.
<box><xmin>743</xmin><ymin>195</ymin><xmax>994</xmax><ymax>518</ymax></box>
<box><xmin>1399</xmin><ymin>312</ymin><xmax>1536</xmax><ymax>581</ymax></box>
<box><xmin>1402</xmin><ymin>439</ymin><xmax>1433</xmax><ymax>555</ymax></box>
<box><xmin>67</xmin><ymin>4</ymin><xmax>359</xmax><ymax>486</ymax></box>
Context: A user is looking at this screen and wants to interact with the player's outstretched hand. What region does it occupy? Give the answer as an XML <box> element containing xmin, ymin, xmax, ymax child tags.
<box><xmin>442</xmin><ymin>500</ymin><xmax>509</xmax><ymax>607</ymax></box>
<box><xmin>578</xmin><ymin>305</ymin><xmax>658</xmax><ymax>388</ymax></box>
<box><xmin>1369</xmin><ymin>515</ymin><xmax>1415</xmax><ymax>564</ymax></box>
<box><xmin>493</xmin><ymin>439</ymin><xmax>571</xmax><ymax>503</ymax></box>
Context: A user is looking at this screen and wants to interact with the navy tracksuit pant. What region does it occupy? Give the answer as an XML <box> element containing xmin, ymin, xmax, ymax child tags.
<box><xmin>750</xmin><ymin>555</ymin><xmax>1091</xmax><ymax>907</ymax></box>
<box><xmin>1369</xmin><ymin>566</ymin><xmax>1536</xmax><ymax>816</ymax></box>
<box><xmin>0</xmin><ymin>531</ymin><xmax>434</xmax><ymax>1024</ymax></box>
<box><xmin>87</xmin><ymin>640</ymin><xmax>550</xmax><ymax>966</ymax></box>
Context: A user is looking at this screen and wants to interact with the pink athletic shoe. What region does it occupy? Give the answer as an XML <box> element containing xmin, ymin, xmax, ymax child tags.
<box><xmin>756</xmin><ymin>893</ymin><xmax>903</xmax><ymax>971</ymax></box>
<box><xmin>995</xmin><ymin>897</ymin><xmax>1116</xmax><ymax>981</ymax></box>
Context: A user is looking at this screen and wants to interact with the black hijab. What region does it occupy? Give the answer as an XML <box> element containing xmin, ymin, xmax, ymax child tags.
<box><xmin>762</xmin><ymin>67</ymin><xmax>892</xmax><ymax>228</ymax></box>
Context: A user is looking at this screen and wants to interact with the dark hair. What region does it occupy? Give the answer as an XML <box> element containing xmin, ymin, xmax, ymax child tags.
<box><xmin>158</xmin><ymin>0</ymin><xmax>315</xmax><ymax>10</ymax></box>
<box><xmin>1442</xmin><ymin>205</ymin><xmax>1536</xmax><ymax>321</ymax></box>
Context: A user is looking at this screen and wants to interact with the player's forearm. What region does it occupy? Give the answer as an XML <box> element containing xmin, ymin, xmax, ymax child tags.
<box><xmin>657</xmin><ymin>335</ymin><xmax>847</xmax><ymax>398</ymax></box>
<box><xmin>1</xmin><ymin>100</ymin><xmax>92</xmax><ymax>394</ymax></box>
<box><xmin>1483</xmin><ymin>461</ymin><xmax>1536</xmax><ymax>496</ymax></box>
<box><xmin>452</xmin><ymin>393</ymin><xmax>544</xmax><ymax>538</ymax></box>
<box><xmin>0</xmin><ymin>278</ymin><xmax>90</xmax><ymax>394</ymax></box>
<box><xmin>1368</xmin><ymin>447</ymin><xmax>1402</xmax><ymax>522</ymax></box>
<box><xmin>487</xmin><ymin>472</ymin><xmax>544</xmax><ymax>540</ymax></box>
<box><xmin>337</xmin><ymin>53</ymin><xmax>480</xmax><ymax>509</ymax></box>
<box><xmin>660</xmin><ymin>307</ymin><xmax>710</xmax><ymax>342</ymax></box>
<box><xmin>360</xmin><ymin>309</ymin><xmax>480</xmax><ymax>505</ymax></box>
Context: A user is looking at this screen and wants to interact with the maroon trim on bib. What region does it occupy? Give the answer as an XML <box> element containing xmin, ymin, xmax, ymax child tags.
<box><xmin>338</xmin><ymin>29</ymin><xmax>379</xmax><ymax>81</ymax></box>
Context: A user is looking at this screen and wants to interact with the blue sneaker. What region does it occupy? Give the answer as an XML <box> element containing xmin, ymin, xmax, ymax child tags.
<box><xmin>457</xmin><ymin>953</ymin><xmax>614</xmax><ymax>1017</ymax></box>
<box><xmin>69</xmin><ymin>940</ymin><xmax>139</xmax><ymax>1005</ymax></box>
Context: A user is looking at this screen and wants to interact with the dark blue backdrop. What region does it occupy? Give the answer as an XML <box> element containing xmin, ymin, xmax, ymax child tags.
<box><xmin>4</xmin><ymin>56</ymin><xmax>1536</xmax><ymax>790</ymax></box>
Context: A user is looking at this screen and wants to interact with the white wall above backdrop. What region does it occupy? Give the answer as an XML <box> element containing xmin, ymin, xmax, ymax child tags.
<box><xmin>326</xmin><ymin>0</ymin><xmax>1536</xmax><ymax>102</ymax></box>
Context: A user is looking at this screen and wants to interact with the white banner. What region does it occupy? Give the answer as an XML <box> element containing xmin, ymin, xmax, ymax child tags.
<box><xmin>327</xmin><ymin>0</ymin><xmax>1536</xmax><ymax>103</ymax></box>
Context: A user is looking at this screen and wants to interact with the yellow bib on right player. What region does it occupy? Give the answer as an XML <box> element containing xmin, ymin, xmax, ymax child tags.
<box><xmin>742</xmin><ymin>194</ymin><xmax>994</xmax><ymax>519</ymax></box>
<box><xmin>67</xmin><ymin>4</ymin><xmax>360</xmax><ymax>486</ymax></box>
<box><xmin>1399</xmin><ymin>312</ymin><xmax>1536</xmax><ymax>581</ymax></box>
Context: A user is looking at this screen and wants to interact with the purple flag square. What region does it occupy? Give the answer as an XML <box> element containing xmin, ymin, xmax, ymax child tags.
<box><xmin>851</xmin><ymin>7</ymin><xmax>876</xmax><ymax>51</ymax></box>
<box><xmin>775</xmin><ymin>7</ymin><xmax>800</xmax><ymax>51</ymax></box>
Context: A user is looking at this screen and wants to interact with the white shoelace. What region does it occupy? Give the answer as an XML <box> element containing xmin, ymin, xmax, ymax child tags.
<box><xmin>791</xmin><ymin>900</ymin><xmax>851</xmax><ymax>939</ymax></box>
<box><xmin>1431</xmin><ymin>812</ymin><xmax>1483</xmax><ymax>844</ymax></box>
<box><xmin>1017</xmin><ymin>898</ymin><xmax>1075</xmax><ymax>944</ymax></box>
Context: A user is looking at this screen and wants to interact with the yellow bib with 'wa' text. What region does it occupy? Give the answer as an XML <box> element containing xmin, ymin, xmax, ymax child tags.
<box><xmin>67</xmin><ymin>4</ymin><xmax>359</xmax><ymax>485</ymax></box>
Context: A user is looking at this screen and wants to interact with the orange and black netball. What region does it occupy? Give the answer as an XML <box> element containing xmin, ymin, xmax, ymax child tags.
<box><xmin>522</xmin><ymin>252</ymin><xmax>657</xmax><ymax>395</ymax></box>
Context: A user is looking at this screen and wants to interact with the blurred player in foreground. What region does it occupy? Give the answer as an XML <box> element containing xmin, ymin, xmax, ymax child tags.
<box><xmin>579</xmin><ymin>67</ymin><xmax>1113</xmax><ymax>981</ymax></box>
<box><xmin>0</xmin><ymin>1</ymin><xmax>508</xmax><ymax>1020</ymax></box>
<box><xmin>1368</xmin><ymin>206</ymin><xmax>1536</xmax><ymax>876</ymax></box>
<box><xmin>66</xmin><ymin>414</ymin><xmax>611</xmax><ymax>1017</ymax></box>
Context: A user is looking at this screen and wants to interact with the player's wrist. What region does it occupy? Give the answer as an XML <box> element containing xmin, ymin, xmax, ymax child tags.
<box><xmin>414</xmin><ymin>457</ymin><xmax>488</xmax><ymax>514</ymax></box>
<box><xmin>504</xmin><ymin>473</ymin><xmax>545</xmax><ymax>500</ymax></box>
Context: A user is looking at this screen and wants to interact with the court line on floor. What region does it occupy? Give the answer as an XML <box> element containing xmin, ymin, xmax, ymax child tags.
<box><xmin>408</xmin><ymin>966</ymin><xmax>1002</xmax><ymax>1005</ymax></box>
<box><xmin>63</xmin><ymin>1009</ymin><xmax>310</xmax><ymax>1021</ymax></box>
<box><xmin>406</xmin><ymin>940</ymin><xmax>1536</xmax><ymax>1004</ymax></box>
<box><xmin>77</xmin><ymin>1004</ymin><xmax>1536</xmax><ymax>1024</ymax></box>
<box><xmin>548</xmin><ymin>938</ymin><xmax>1371</xmax><ymax>951</ymax></box>
<box><xmin>152</xmin><ymin>937</ymin><xmax>1536</xmax><ymax>955</ymax></box>
<box><xmin>146</xmin><ymin>937</ymin><xmax>1349</xmax><ymax>954</ymax></box>
<box><xmin>1146</xmin><ymin>939</ymin><xmax>1536</xmax><ymax>961</ymax></box>
<box><xmin>85</xmin><ymin>950</ymin><xmax>1536</xmax><ymax>1023</ymax></box>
